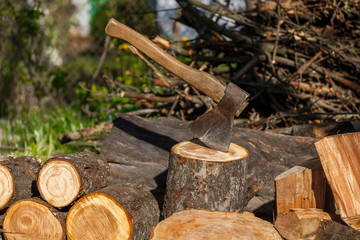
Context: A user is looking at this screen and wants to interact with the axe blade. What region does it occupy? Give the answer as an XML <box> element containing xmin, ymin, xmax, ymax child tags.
<box><xmin>189</xmin><ymin>83</ymin><xmax>249</xmax><ymax>151</ymax></box>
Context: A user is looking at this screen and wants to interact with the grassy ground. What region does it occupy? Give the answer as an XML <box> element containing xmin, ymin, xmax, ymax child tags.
<box><xmin>0</xmin><ymin>106</ymin><xmax>95</xmax><ymax>163</ymax></box>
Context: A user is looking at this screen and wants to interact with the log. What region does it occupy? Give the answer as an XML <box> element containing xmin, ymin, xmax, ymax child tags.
<box><xmin>317</xmin><ymin>220</ymin><xmax>360</xmax><ymax>240</ymax></box>
<box><xmin>163</xmin><ymin>140</ymin><xmax>248</xmax><ymax>218</ymax></box>
<box><xmin>274</xmin><ymin>208</ymin><xmax>332</xmax><ymax>240</ymax></box>
<box><xmin>101</xmin><ymin>114</ymin><xmax>318</xmax><ymax>214</ymax></box>
<box><xmin>275</xmin><ymin>159</ymin><xmax>327</xmax><ymax>217</ymax></box>
<box><xmin>315</xmin><ymin>132</ymin><xmax>360</xmax><ymax>230</ymax></box>
<box><xmin>0</xmin><ymin>156</ymin><xmax>40</xmax><ymax>210</ymax></box>
<box><xmin>37</xmin><ymin>151</ymin><xmax>109</xmax><ymax>208</ymax></box>
<box><xmin>150</xmin><ymin>209</ymin><xmax>282</xmax><ymax>239</ymax></box>
<box><xmin>66</xmin><ymin>183</ymin><xmax>159</xmax><ymax>240</ymax></box>
<box><xmin>268</xmin><ymin>121</ymin><xmax>359</xmax><ymax>138</ymax></box>
<box><xmin>2</xmin><ymin>198</ymin><xmax>66</xmax><ymax>240</ymax></box>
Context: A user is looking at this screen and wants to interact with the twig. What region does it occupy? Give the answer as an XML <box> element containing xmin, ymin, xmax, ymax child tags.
<box><xmin>187</xmin><ymin>0</ymin><xmax>262</xmax><ymax>29</ymax></box>
<box><xmin>231</xmin><ymin>57</ymin><xmax>259</xmax><ymax>80</ymax></box>
<box><xmin>80</xmin><ymin>84</ymin><xmax>179</xmax><ymax>103</ymax></box>
<box><xmin>287</xmin><ymin>51</ymin><xmax>322</xmax><ymax>82</ymax></box>
<box><xmin>91</xmin><ymin>36</ymin><xmax>110</xmax><ymax>83</ymax></box>
<box><xmin>128</xmin><ymin>45</ymin><xmax>174</xmax><ymax>87</ymax></box>
<box><xmin>167</xmin><ymin>95</ymin><xmax>180</xmax><ymax>117</ymax></box>
<box><xmin>126</xmin><ymin>108</ymin><xmax>161</xmax><ymax>116</ymax></box>
<box><xmin>0</xmin><ymin>146</ymin><xmax>24</xmax><ymax>152</ymax></box>
<box><xmin>58</xmin><ymin>122</ymin><xmax>113</xmax><ymax>144</ymax></box>
<box><xmin>272</xmin><ymin>4</ymin><xmax>282</xmax><ymax>65</ymax></box>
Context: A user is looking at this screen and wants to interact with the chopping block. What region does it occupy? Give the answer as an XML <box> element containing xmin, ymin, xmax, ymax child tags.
<box><xmin>163</xmin><ymin>140</ymin><xmax>249</xmax><ymax>219</ymax></box>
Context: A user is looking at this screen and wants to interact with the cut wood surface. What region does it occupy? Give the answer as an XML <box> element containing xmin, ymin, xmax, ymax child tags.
<box><xmin>37</xmin><ymin>151</ymin><xmax>109</xmax><ymax>208</ymax></box>
<box><xmin>274</xmin><ymin>208</ymin><xmax>331</xmax><ymax>240</ymax></box>
<box><xmin>0</xmin><ymin>156</ymin><xmax>40</xmax><ymax>210</ymax></box>
<box><xmin>275</xmin><ymin>159</ymin><xmax>327</xmax><ymax>217</ymax></box>
<box><xmin>2</xmin><ymin>198</ymin><xmax>66</xmax><ymax>240</ymax></box>
<box><xmin>102</xmin><ymin>114</ymin><xmax>318</xmax><ymax>214</ymax></box>
<box><xmin>66</xmin><ymin>183</ymin><xmax>159</xmax><ymax>240</ymax></box>
<box><xmin>150</xmin><ymin>209</ymin><xmax>282</xmax><ymax>240</ymax></box>
<box><xmin>315</xmin><ymin>132</ymin><xmax>360</xmax><ymax>230</ymax></box>
<box><xmin>163</xmin><ymin>140</ymin><xmax>248</xmax><ymax>218</ymax></box>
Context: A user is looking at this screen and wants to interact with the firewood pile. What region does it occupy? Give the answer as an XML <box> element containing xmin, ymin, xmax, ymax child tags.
<box><xmin>1</xmin><ymin>0</ymin><xmax>360</xmax><ymax>239</ymax></box>
<box><xmin>1</xmin><ymin>114</ymin><xmax>360</xmax><ymax>239</ymax></box>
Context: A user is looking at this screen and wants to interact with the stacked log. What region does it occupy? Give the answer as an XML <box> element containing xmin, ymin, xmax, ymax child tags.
<box><xmin>2</xmin><ymin>199</ymin><xmax>66</xmax><ymax>240</ymax></box>
<box><xmin>0</xmin><ymin>156</ymin><xmax>40</xmax><ymax>210</ymax></box>
<box><xmin>66</xmin><ymin>183</ymin><xmax>159</xmax><ymax>240</ymax></box>
<box><xmin>36</xmin><ymin>151</ymin><xmax>109</xmax><ymax>208</ymax></box>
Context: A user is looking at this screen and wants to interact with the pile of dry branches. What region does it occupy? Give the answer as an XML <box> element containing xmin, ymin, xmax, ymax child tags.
<box><xmin>172</xmin><ymin>0</ymin><xmax>360</xmax><ymax>128</ymax></box>
<box><xmin>86</xmin><ymin>0</ymin><xmax>360</xmax><ymax>131</ymax></box>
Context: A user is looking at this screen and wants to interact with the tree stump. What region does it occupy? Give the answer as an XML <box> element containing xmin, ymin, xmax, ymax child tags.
<box><xmin>2</xmin><ymin>198</ymin><xmax>66</xmax><ymax>240</ymax></box>
<box><xmin>315</xmin><ymin>132</ymin><xmax>360</xmax><ymax>230</ymax></box>
<box><xmin>163</xmin><ymin>140</ymin><xmax>248</xmax><ymax>219</ymax></box>
<box><xmin>0</xmin><ymin>156</ymin><xmax>40</xmax><ymax>210</ymax></box>
<box><xmin>274</xmin><ymin>208</ymin><xmax>332</xmax><ymax>240</ymax></box>
<box><xmin>275</xmin><ymin>159</ymin><xmax>327</xmax><ymax>217</ymax></box>
<box><xmin>66</xmin><ymin>183</ymin><xmax>159</xmax><ymax>240</ymax></box>
<box><xmin>150</xmin><ymin>209</ymin><xmax>282</xmax><ymax>239</ymax></box>
<box><xmin>37</xmin><ymin>151</ymin><xmax>109</xmax><ymax>208</ymax></box>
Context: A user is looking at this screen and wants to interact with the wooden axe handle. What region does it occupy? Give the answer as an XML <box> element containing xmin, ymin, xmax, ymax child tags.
<box><xmin>105</xmin><ymin>18</ymin><xmax>227</xmax><ymax>107</ymax></box>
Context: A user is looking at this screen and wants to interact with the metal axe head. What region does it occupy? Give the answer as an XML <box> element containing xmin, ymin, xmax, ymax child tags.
<box><xmin>189</xmin><ymin>83</ymin><xmax>249</xmax><ymax>152</ymax></box>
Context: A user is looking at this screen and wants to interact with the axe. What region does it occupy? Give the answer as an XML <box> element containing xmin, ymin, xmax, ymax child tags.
<box><xmin>105</xmin><ymin>18</ymin><xmax>249</xmax><ymax>151</ymax></box>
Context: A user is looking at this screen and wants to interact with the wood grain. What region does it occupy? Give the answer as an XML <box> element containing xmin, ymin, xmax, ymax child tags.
<box><xmin>315</xmin><ymin>132</ymin><xmax>360</xmax><ymax>230</ymax></box>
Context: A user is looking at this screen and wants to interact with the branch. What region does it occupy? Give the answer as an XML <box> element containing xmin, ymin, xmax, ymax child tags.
<box><xmin>187</xmin><ymin>0</ymin><xmax>260</xmax><ymax>28</ymax></box>
<box><xmin>58</xmin><ymin>122</ymin><xmax>113</xmax><ymax>144</ymax></box>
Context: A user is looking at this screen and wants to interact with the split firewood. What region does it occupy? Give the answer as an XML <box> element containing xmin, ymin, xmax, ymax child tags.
<box><xmin>102</xmin><ymin>114</ymin><xmax>318</xmax><ymax>213</ymax></box>
<box><xmin>315</xmin><ymin>132</ymin><xmax>360</xmax><ymax>230</ymax></box>
<box><xmin>163</xmin><ymin>140</ymin><xmax>249</xmax><ymax>218</ymax></box>
<box><xmin>0</xmin><ymin>156</ymin><xmax>40</xmax><ymax>210</ymax></box>
<box><xmin>317</xmin><ymin>220</ymin><xmax>360</xmax><ymax>240</ymax></box>
<box><xmin>274</xmin><ymin>208</ymin><xmax>332</xmax><ymax>240</ymax></box>
<box><xmin>150</xmin><ymin>209</ymin><xmax>282</xmax><ymax>239</ymax></box>
<box><xmin>66</xmin><ymin>183</ymin><xmax>159</xmax><ymax>240</ymax></box>
<box><xmin>275</xmin><ymin>159</ymin><xmax>327</xmax><ymax>217</ymax></box>
<box><xmin>2</xmin><ymin>198</ymin><xmax>66</xmax><ymax>240</ymax></box>
<box><xmin>37</xmin><ymin>151</ymin><xmax>109</xmax><ymax>208</ymax></box>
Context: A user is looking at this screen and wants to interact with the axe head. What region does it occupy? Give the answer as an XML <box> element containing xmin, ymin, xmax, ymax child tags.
<box><xmin>189</xmin><ymin>83</ymin><xmax>249</xmax><ymax>152</ymax></box>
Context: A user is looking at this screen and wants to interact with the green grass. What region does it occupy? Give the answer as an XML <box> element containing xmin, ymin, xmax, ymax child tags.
<box><xmin>0</xmin><ymin>106</ymin><xmax>95</xmax><ymax>163</ymax></box>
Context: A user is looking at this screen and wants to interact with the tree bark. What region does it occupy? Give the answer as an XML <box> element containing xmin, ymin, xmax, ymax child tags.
<box><xmin>150</xmin><ymin>209</ymin><xmax>282</xmax><ymax>239</ymax></box>
<box><xmin>37</xmin><ymin>151</ymin><xmax>109</xmax><ymax>208</ymax></box>
<box><xmin>2</xmin><ymin>198</ymin><xmax>66</xmax><ymax>240</ymax></box>
<box><xmin>66</xmin><ymin>183</ymin><xmax>159</xmax><ymax>240</ymax></box>
<box><xmin>163</xmin><ymin>140</ymin><xmax>249</xmax><ymax>218</ymax></box>
<box><xmin>315</xmin><ymin>132</ymin><xmax>360</xmax><ymax>230</ymax></box>
<box><xmin>275</xmin><ymin>159</ymin><xmax>327</xmax><ymax>218</ymax></box>
<box><xmin>0</xmin><ymin>156</ymin><xmax>40</xmax><ymax>210</ymax></box>
<box><xmin>274</xmin><ymin>208</ymin><xmax>332</xmax><ymax>240</ymax></box>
